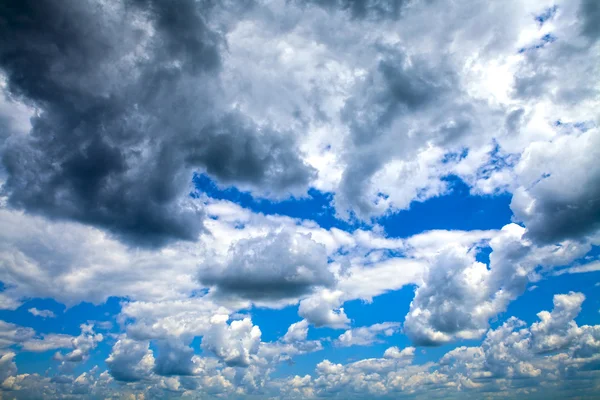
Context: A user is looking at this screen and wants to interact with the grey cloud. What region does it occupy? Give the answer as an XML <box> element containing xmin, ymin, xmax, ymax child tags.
<box><xmin>505</xmin><ymin>108</ymin><xmax>525</xmax><ymax>134</ymax></box>
<box><xmin>0</xmin><ymin>320</ymin><xmax>35</xmax><ymax>349</ymax></box>
<box><xmin>153</xmin><ymin>339</ymin><xmax>196</xmax><ymax>376</ymax></box>
<box><xmin>300</xmin><ymin>0</ymin><xmax>408</xmax><ymax>20</ymax></box>
<box><xmin>0</xmin><ymin>0</ymin><xmax>313</xmax><ymax>247</ymax></box>
<box><xmin>106</xmin><ymin>337</ymin><xmax>154</xmax><ymax>382</ymax></box>
<box><xmin>579</xmin><ymin>0</ymin><xmax>600</xmax><ymax>40</ymax></box>
<box><xmin>403</xmin><ymin>223</ymin><xmax>590</xmax><ymax>346</ymax></box>
<box><xmin>52</xmin><ymin>324</ymin><xmax>103</xmax><ymax>363</ymax></box>
<box><xmin>27</xmin><ymin>308</ymin><xmax>56</xmax><ymax>319</ymax></box>
<box><xmin>200</xmin><ymin>231</ymin><xmax>334</xmax><ymax>301</ymax></box>
<box><xmin>0</xmin><ymin>352</ymin><xmax>17</xmax><ymax>383</ymax></box>
<box><xmin>511</xmin><ymin>128</ymin><xmax>600</xmax><ymax>245</ymax></box>
<box><xmin>335</xmin><ymin>51</ymin><xmax>465</xmax><ymax>219</ymax></box>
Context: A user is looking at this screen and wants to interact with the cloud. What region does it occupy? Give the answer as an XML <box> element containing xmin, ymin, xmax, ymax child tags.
<box><xmin>283</xmin><ymin>320</ymin><xmax>310</xmax><ymax>343</ymax></box>
<box><xmin>106</xmin><ymin>337</ymin><xmax>155</xmax><ymax>382</ymax></box>
<box><xmin>511</xmin><ymin>127</ymin><xmax>600</xmax><ymax>244</ymax></box>
<box><xmin>153</xmin><ymin>339</ymin><xmax>196</xmax><ymax>377</ymax></box>
<box><xmin>20</xmin><ymin>334</ymin><xmax>74</xmax><ymax>353</ymax></box>
<box><xmin>275</xmin><ymin>291</ymin><xmax>600</xmax><ymax>399</ymax></box>
<box><xmin>0</xmin><ymin>0</ymin><xmax>313</xmax><ymax>247</ymax></box>
<box><xmin>27</xmin><ymin>308</ymin><xmax>56</xmax><ymax>318</ymax></box>
<box><xmin>0</xmin><ymin>320</ymin><xmax>35</xmax><ymax>349</ymax></box>
<box><xmin>579</xmin><ymin>0</ymin><xmax>600</xmax><ymax>40</ymax></box>
<box><xmin>258</xmin><ymin>320</ymin><xmax>323</xmax><ymax>365</ymax></box>
<box><xmin>529</xmin><ymin>292</ymin><xmax>585</xmax><ymax>353</ymax></box>
<box><xmin>404</xmin><ymin>223</ymin><xmax>592</xmax><ymax>345</ymax></box>
<box><xmin>0</xmin><ymin>0</ymin><xmax>599</xmax><ymax>397</ymax></box>
<box><xmin>199</xmin><ymin>231</ymin><xmax>335</xmax><ymax>301</ymax></box>
<box><xmin>53</xmin><ymin>324</ymin><xmax>103</xmax><ymax>363</ymax></box>
<box><xmin>553</xmin><ymin>260</ymin><xmax>600</xmax><ymax>276</ymax></box>
<box><xmin>201</xmin><ymin>316</ymin><xmax>261</xmax><ymax>367</ymax></box>
<box><xmin>335</xmin><ymin>322</ymin><xmax>400</xmax><ymax>347</ymax></box>
<box><xmin>298</xmin><ymin>289</ymin><xmax>350</xmax><ymax>329</ymax></box>
<box><xmin>0</xmin><ymin>352</ymin><xmax>17</xmax><ymax>384</ymax></box>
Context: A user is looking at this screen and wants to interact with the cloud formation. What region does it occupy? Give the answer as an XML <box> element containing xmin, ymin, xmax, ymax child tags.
<box><xmin>0</xmin><ymin>0</ymin><xmax>599</xmax><ymax>398</ymax></box>
<box><xmin>200</xmin><ymin>231</ymin><xmax>334</xmax><ymax>300</ymax></box>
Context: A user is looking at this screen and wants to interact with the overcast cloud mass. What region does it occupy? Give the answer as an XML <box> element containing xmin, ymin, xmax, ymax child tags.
<box><xmin>0</xmin><ymin>0</ymin><xmax>599</xmax><ymax>398</ymax></box>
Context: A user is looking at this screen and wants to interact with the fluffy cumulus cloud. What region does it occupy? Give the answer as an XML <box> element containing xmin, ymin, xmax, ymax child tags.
<box><xmin>199</xmin><ymin>231</ymin><xmax>334</xmax><ymax>301</ymax></box>
<box><xmin>404</xmin><ymin>223</ymin><xmax>593</xmax><ymax>345</ymax></box>
<box><xmin>0</xmin><ymin>0</ymin><xmax>599</xmax><ymax>398</ymax></box>
<box><xmin>201</xmin><ymin>316</ymin><xmax>262</xmax><ymax>367</ymax></box>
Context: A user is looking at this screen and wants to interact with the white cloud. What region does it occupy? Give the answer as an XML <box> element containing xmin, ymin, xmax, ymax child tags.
<box><xmin>201</xmin><ymin>316</ymin><xmax>261</xmax><ymax>367</ymax></box>
<box><xmin>298</xmin><ymin>289</ymin><xmax>350</xmax><ymax>329</ymax></box>
<box><xmin>404</xmin><ymin>223</ymin><xmax>593</xmax><ymax>345</ymax></box>
<box><xmin>335</xmin><ymin>322</ymin><xmax>401</xmax><ymax>347</ymax></box>
<box><xmin>27</xmin><ymin>308</ymin><xmax>56</xmax><ymax>318</ymax></box>
<box><xmin>53</xmin><ymin>324</ymin><xmax>103</xmax><ymax>363</ymax></box>
<box><xmin>283</xmin><ymin>320</ymin><xmax>310</xmax><ymax>343</ymax></box>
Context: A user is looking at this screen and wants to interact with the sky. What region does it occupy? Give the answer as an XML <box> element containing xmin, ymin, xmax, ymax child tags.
<box><xmin>0</xmin><ymin>0</ymin><xmax>599</xmax><ymax>399</ymax></box>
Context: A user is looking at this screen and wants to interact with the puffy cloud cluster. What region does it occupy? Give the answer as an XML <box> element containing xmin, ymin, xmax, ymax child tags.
<box><xmin>0</xmin><ymin>320</ymin><xmax>99</xmax><ymax>358</ymax></box>
<box><xmin>404</xmin><ymin>223</ymin><xmax>593</xmax><ymax>345</ymax></box>
<box><xmin>276</xmin><ymin>292</ymin><xmax>600</xmax><ymax>399</ymax></box>
<box><xmin>53</xmin><ymin>324</ymin><xmax>104</xmax><ymax>363</ymax></box>
<box><xmin>201</xmin><ymin>316</ymin><xmax>262</xmax><ymax>367</ymax></box>
<box><xmin>106</xmin><ymin>337</ymin><xmax>155</xmax><ymax>382</ymax></box>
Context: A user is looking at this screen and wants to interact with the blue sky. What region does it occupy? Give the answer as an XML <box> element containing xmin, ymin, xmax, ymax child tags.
<box><xmin>0</xmin><ymin>0</ymin><xmax>599</xmax><ymax>399</ymax></box>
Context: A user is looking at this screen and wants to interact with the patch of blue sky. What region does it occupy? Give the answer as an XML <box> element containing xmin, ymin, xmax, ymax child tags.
<box><xmin>518</xmin><ymin>33</ymin><xmax>557</xmax><ymax>53</ymax></box>
<box><xmin>555</xmin><ymin>119</ymin><xmax>596</xmax><ymax>132</ymax></box>
<box><xmin>499</xmin><ymin>270</ymin><xmax>600</xmax><ymax>328</ymax></box>
<box><xmin>250</xmin><ymin>305</ymin><xmax>303</xmax><ymax>343</ymax></box>
<box><xmin>192</xmin><ymin>173</ymin><xmax>361</xmax><ymax>231</ymax></box>
<box><xmin>535</xmin><ymin>5</ymin><xmax>558</xmax><ymax>26</ymax></box>
<box><xmin>380</xmin><ymin>176</ymin><xmax>513</xmax><ymax>238</ymax></box>
<box><xmin>195</xmin><ymin>172</ymin><xmax>513</xmax><ymax>240</ymax></box>
<box><xmin>2</xmin><ymin>297</ymin><xmax>121</xmax><ymax>376</ymax></box>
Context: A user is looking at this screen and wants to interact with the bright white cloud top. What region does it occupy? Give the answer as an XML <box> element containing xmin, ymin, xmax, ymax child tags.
<box><xmin>0</xmin><ymin>0</ymin><xmax>599</xmax><ymax>398</ymax></box>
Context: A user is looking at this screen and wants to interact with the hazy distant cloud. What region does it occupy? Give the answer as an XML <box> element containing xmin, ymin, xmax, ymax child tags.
<box><xmin>28</xmin><ymin>308</ymin><xmax>56</xmax><ymax>318</ymax></box>
<box><xmin>335</xmin><ymin>322</ymin><xmax>401</xmax><ymax>347</ymax></box>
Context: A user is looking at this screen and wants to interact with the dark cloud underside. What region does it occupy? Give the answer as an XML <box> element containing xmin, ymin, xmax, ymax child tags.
<box><xmin>0</xmin><ymin>0</ymin><xmax>313</xmax><ymax>247</ymax></box>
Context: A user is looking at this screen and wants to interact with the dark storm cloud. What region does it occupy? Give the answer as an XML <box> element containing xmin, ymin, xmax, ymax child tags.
<box><xmin>0</xmin><ymin>0</ymin><xmax>313</xmax><ymax>247</ymax></box>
